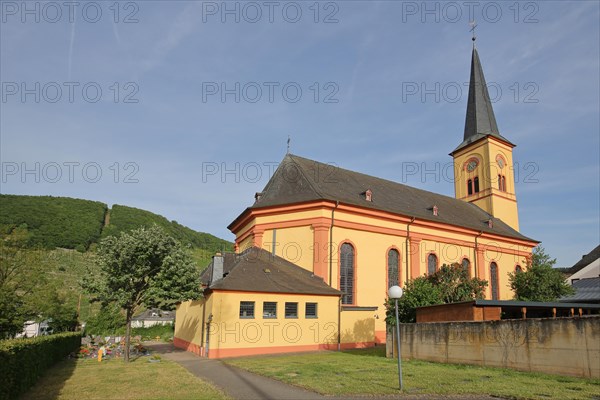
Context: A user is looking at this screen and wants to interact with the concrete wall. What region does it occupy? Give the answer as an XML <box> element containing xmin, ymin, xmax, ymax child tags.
<box><xmin>389</xmin><ymin>317</ymin><xmax>600</xmax><ymax>378</ymax></box>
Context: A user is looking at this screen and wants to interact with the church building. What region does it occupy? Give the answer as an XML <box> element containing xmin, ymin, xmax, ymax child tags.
<box><xmin>174</xmin><ymin>46</ymin><xmax>539</xmax><ymax>358</ymax></box>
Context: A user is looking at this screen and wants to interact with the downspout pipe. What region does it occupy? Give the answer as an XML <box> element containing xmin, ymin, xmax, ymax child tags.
<box><xmin>474</xmin><ymin>231</ymin><xmax>483</xmax><ymax>278</ymax></box>
<box><xmin>405</xmin><ymin>217</ymin><xmax>415</xmax><ymax>283</ymax></box>
<box><xmin>329</xmin><ymin>201</ymin><xmax>340</xmax><ymax>351</ymax></box>
<box><xmin>329</xmin><ymin>201</ymin><xmax>339</xmax><ymax>286</ymax></box>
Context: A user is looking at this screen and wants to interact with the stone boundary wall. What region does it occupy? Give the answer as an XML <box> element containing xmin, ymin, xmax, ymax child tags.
<box><xmin>389</xmin><ymin>316</ymin><xmax>600</xmax><ymax>378</ymax></box>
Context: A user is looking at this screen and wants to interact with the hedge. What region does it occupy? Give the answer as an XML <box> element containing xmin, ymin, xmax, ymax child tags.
<box><xmin>0</xmin><ymin>332</ymin><xmax>82</xmax><ymax>400</ymax></box>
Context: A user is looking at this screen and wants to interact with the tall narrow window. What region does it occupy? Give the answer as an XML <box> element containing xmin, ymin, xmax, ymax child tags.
<box><xmin>427</xmin><ymin>253</ymin><xmax>437</xmax><ymax>275</ymax></box>
<box><xmin>461</xmin><ymin>258</ymin><xmax>470</xmax><ymax>276</ymax></box>
<box><xmin>474</xmin><ymin>177</ymin><xmax>480</xmax><ymax>193</ymax></box>
<box><xmin>498</xmin><ymin>175</ymin><xmax>506</xmax><ymax>192</ymax></box>
<box><xmin>387</xmin><ymin>249</ymin><xmax>399</xmax><ymax>288</ymax></box>
<box><xmin>515</xmin><ymin>265</ymin><xmax>522</xmax><ymax>273</ymax></box>
<box><xmin>467</xmin><ymin>179</ymin><xmax>473</xmax><ymax>195</ymax></box>
<box><xmin>340</xmin><ymin>243</ymin><xmax>355</xmax><ymax>305</ymax></box>
<box><xmin>490</xmin><ymin>262</ymin><xmax>499</xmax><ymax>300</ymax></box>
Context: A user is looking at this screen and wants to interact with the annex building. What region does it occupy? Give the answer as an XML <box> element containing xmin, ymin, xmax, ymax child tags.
<box><xmin>174</xmin><ymin>46</ymin><xmax>539</xmax><ymax>358</ymax></box>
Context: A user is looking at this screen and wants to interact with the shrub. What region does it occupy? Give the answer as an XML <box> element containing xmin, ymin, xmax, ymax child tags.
<box><xmin>0</xmin><ymin>332</ymin><xmax>81</xmax><ymax>400</ymax></box>
<box><xmin>133</xmin><ymin>323</ymin><xmax>174</xmax><ymax>342</ymax></box>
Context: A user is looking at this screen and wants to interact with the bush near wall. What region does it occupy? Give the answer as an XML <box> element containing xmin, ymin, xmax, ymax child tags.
<box><xmin>0</xmin><ymin>332</ymin><xmax>82</xmax><ymax>400</ymax></box>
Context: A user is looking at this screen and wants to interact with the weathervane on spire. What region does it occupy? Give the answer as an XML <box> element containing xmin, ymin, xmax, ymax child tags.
<box><xmin>287</xmin><ymin>135</ymin><xmax>291</xmax><ymax>154</ymax></box>
<box><xmin>469</xmin><ymin>20</ymin><xmax>478</xmax><ymax>47</ymax></box>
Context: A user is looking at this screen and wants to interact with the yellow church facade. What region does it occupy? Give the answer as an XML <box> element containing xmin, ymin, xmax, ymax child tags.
<box><xmin>174</xmin><ymin>46</ymin><xmax>539</xmax><ymax>357</ymax></box>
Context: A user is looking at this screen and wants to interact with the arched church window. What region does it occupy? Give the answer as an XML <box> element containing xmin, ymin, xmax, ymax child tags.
<box><xmin>461</xmin><ymin>258</ymin><xmax>471</xmax><ymax>276</ymax></box>
<box><xmin>490</xmin><ymin>262</ymin><xmax>499</xmax><ymax>300</ymax></box>
<box><xmin>387</xmin><ymin>249</ymin><xmax>399</xmax><ymax>288</ymax></box>
<box><xmin>467</xmin><ymin>179</ymin><xmax>473</xmax><ymax>195</ymax></box>
<box><xmin>498</xmin><ymin>175</ymin><xmax>506</xmax><ymax>191</ymax></box>
<box><xmin>515</xmin><ymin>265</ymin><xmax>522</xmax><ymax>273</ymax></box>
<box><xmin>427</xmin><ymin>253</ymin><xmax>437</xmax><ymax>276</ymax></box>
<box><xmin>474</xmin><ymin>177</ymin><xmax>480</xmax><ymax>193</ymax></box>
<box><xmin>340</xmin><ymin>243</ymin><xmax>355</xmax><ymax>305</ymax></box>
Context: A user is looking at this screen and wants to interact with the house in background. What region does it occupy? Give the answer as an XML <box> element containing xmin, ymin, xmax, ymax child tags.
<box><xmin>565</xmin><ymin>245</ymin><xmax>600</xmax><ymax>284</ymax></box>
<box><xmin>131</xmin><ymin>309</ymin><xmax>174</xmax><ymax>328</ymax></box>
<box><xmin>175</xmin><ymin>44</ymin><xmax>539</xmax><ymax>358</ymax></box>
<box><xmin>16</xmin><ymin>320</ymin><xmax>52</xmax><ymax>338</ymax></box>
<box><xmin>560</xmin><ymin>245</ymin><xmax>600</xmax><ymax>304</ymax></box>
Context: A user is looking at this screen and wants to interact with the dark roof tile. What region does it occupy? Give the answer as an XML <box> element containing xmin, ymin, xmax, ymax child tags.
<box><xmin>202</xmin><ymin>247</ymin><xmax>341</xmax><ymax>296</ymax></box>
<box><xmin>242</xmin><ymin>154</ymin><xmax>535</xmax><ymax>242</ymax></box>
<box><xmin>568</xmin><ymin>245</ymin><xmax>600</xmax><ymax>274</ymax></box>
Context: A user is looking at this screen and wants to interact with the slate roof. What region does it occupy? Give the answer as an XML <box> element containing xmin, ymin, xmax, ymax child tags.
<box><xmin>568</xmin><ymin>245</ymin><xmax>600</xmax><ymax>274</ymax></box>
<box><xmin>452</xmin><ymin>48</ymin><xmax>515</xmax><ymax>155</ymax></box>
<box><xmin>201</xmin><ymin>247</ymin><xmax>341</xmax><ymax>296</ymax></box>
<box><xmin>559</xmin><ymin>278</ymin><xmax>600</xmax><ymax>304</ymax></box>
<box><xmin>232</xmin><ymin>153</ymin><xmax>536</xmax><ymax>242</ymax></box>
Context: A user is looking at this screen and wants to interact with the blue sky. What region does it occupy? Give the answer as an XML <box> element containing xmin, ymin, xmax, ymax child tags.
<box><xmin>1</xmin><ymin>0</ymin><xmax>598</xmax><ymax>267</ymax></box>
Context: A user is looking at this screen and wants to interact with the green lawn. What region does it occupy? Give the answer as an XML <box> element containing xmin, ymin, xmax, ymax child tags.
<box><xmin>23</xmin><ymin>357</ymin><xmax>230</xmax><ymax>400</ymax></box>
<box><xmin>225</xmin><ymin>347</ymin><xmax>600</xmax><ymax>399</ymax></box>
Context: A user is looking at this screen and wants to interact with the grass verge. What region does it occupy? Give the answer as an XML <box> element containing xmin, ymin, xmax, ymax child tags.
<box><xmin>225</xmin><ymin>347</ymin><xmax>600</xmax><ymax>399</ymax></box>
<box><xmin>23</xmin><ymin>356</ymin><xmax>230</xmax><ymax>400</ymax></box>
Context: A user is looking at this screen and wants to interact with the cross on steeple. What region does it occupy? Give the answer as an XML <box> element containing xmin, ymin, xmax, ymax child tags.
<box><xmin>469</xmin><ymin>20</ymin><xmax>478</xmax><ymax>47</ymax></box>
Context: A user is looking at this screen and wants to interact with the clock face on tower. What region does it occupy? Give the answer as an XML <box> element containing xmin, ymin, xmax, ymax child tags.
<box><xmin>497</xmin><ymin>157</ymin><xmax>505</xmax><ymax>169</ymax></box>
<box><xmin>467</xmin><ymin>160</ymin><xmax>478</xmax><ymax>172</ymax></box>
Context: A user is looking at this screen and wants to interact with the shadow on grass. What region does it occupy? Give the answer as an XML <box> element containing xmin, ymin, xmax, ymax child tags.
<box><xmin>340</xmin><ymin>345</ymin><xmax>386</xmax><ymax>358</ymax></box>
<box><xmin>20</xmin><ymin>358</ymin><xmax>78</xmax><ymax>400</ymax></box>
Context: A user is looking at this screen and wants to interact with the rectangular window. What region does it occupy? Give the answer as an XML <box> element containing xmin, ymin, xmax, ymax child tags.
<box><xmin>305</xmin><ymin>302</ymin><xmax>318</xmax><ymax>318</ymax></box>
<box><xmin>263</xmin><ymin>302</ymin><xmax>277</xmax><ymax>319</ymax></box>
<box><xmin>239</xmin><ymin>301</ymin><xmax>255</xmax><ymax>319</ymax></box>
<box><xmin>285</xmin><ymin>302</ymin><xmax>298</xmax><ymax>318</ymax></box>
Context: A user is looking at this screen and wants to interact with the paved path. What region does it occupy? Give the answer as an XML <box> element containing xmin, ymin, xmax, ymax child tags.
<box><xmin>146</xmin><ymin>343</ymin><xmax>500</xmax><ymax>400</ymax></box>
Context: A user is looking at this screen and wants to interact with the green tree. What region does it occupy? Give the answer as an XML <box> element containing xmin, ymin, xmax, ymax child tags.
<box><xmin>386</xmin><ymin>277</ymin><xmax>442</xmax><ymax>324</ymax></box>
<box><xmin>82</xmin><ymin>225</ymin><xmax>202</xmax><ymax>361</ymax></box>
<box><xmin>385</xmin><ymin>263</ymin><xmax>488</xmax><ymax>324</ymax></box>
<box><xmin>84</xmin><ymin>304</ymin><xmax>126</xmax><ymax>335</ymax></box>
<box><xmin>508</xmin><ymin>246</ymin><xmax>574</xmax><ymax>302</ymax></box>
<box><xmin>428</xmin><ymin>263</ymin><xmax>488</xmax><ymax>303</ymax></box>
<box><xmin>0</xmin><ymin>228</ymin><xmax>46</xmax><ymax>338</ymax></box>
<box><xmin>36</xmin><ymin>288</ymin><xmax>79</xmax><ymax>333</ymax></box>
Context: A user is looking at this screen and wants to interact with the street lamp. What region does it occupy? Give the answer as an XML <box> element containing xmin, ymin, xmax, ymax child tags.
<box><xmin>388</xmin><ymin>285</ymin><xmax>404</xmax><ymax>391</ymax></box>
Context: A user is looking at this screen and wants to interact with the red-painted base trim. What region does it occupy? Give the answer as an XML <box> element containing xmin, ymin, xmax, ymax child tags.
<box><xmin>374</xmin><ymin>330</ymin><xmax>386</xmax><ymax>344</ymax></box>
<box><xmin>209</xmin><ymin>341</ymin><xmax>375</xmax><ymax>359</ymax></box>
<box><xmin>173</xmin><ymin>337</ymin><xmax>203</xmax><ymax>356</ymax></box>
<box><xmin>173</xmin><ymin>336</ymin><xmax>375</xmax><ymax>359</ymax></box>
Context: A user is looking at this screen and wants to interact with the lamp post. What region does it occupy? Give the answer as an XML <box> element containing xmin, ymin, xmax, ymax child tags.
<box><xmin>388</xmin><ymin>285</ymin><xmax>404</xmax><ymax>391</ymax></box>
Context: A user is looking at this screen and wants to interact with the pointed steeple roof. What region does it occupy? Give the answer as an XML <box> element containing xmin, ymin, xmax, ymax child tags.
<box><xmin>451</xmin><ymin>48</ymin><xmax>514</xmax><ymax>154</ymax></box>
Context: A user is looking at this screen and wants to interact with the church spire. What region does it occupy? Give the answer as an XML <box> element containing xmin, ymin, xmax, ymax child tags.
<box><xmin>464</xmin><ymin>47</ymin><xmax>499</xmax><ymax>139</ymax></box>
<box><xmin>451</xmin><ymin>47</ymin><xmax>514</xmax><ymax>154</ymax></box>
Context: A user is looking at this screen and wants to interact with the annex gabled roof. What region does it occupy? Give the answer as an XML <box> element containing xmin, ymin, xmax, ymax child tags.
<box><xmin>452</xmin><ymin>48</ymin><xmax>515</xmax><ymax>155</ymax></box>
<box><xmin>234</xmin><ymin>154</ymin><xmax>536</xmax><ymax>243</ymax></box>
<box><xmin>201</xmin><ymin>247</ymin><xmax>341</xmax><ymax>296</ymax></box>
<box><xmin>568</xmin><ymin>245</ymin><xmax>600</xmax><ymax>274</ymax></box>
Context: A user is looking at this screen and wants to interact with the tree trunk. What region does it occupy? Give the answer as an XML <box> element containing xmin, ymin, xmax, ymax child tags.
<box><xmin>125</xmin><ymin>309</ymin><xmax>132</xmax><ymax>362</ymax></box>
